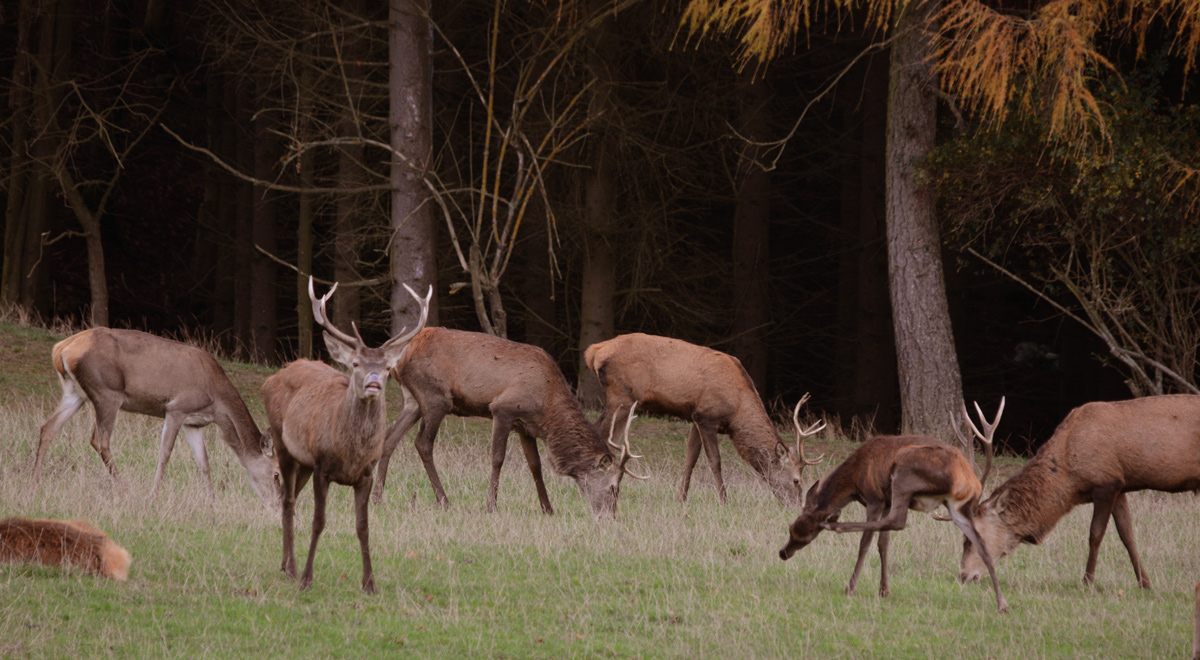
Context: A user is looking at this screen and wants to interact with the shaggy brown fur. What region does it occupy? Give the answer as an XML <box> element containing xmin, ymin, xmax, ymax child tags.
<box><xmin>374</xmin><ymin>327</ymin><xmax>639</xmax><ymax>518</ymax></box>
<box><xmin>0</xmin><ymin>518</ymin><xmax>131</xmax><ymax>580</ymax></box>
<box><xmin>961</xmin><ymin>395</ymin><xmax>1200</xmax><ymax>588</ymax></box>
<box><xmin>585</xmin><ymin>333</ymin><xmax>812</xmax><ymax>507</ymax></box>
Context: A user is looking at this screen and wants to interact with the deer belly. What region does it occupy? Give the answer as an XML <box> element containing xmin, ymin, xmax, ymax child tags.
<box><xmin>910</xmin><ymin>495</ymin><xmax>944</xmax><ymax>513</ymax></box>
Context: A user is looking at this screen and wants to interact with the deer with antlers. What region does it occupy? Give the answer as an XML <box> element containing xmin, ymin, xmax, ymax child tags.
<box><xmin>960</xmin><ymin>394</ymin><xmax>1200</xmax><ymax>589</ymax></box>
<box><xmin>584</xmin><ymin>333</ymin><xmax>824</xmax><ymax>507</ymax></box>
<box><xmin>262</xmin><ymin>278</ymin><xmax>430</xmax><ymax>593</ymax></box>
<box><xmin>779</xmin><ymin>399</ymin><xmax>1008</xmax><ymax>612</ymax></box>
<box><xmin>372</xmin><ymin>327</ymin><xmax>646</xmax><ymax>518</ymax></box>
<box><xmin>32</xmin><ymin>328</ymin><xmax>280</xmax><ymax>509</ymax></box>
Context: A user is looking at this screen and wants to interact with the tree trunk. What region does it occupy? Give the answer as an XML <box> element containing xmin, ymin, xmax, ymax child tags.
<box><xmin>212</xmin><ymin>73</ymin><xmax>238</xmax><ymax>343</ymax></box>
<box><xmin>886</xmin><ymin>0</ymin><xmax>962</xmax><ymax>437</ymax></box>
<box><xmin>2</xmin><ymin>0</ymin><xmax>36</xmax><ymax>308</ymax></box>
<box><xmin>731</xmin><ymin>72</ymin><xmax>772</xmax><ymax>394</ymax></box>
<box><xmin>388</xmin><ymin>0</ymin><xmax>439</xmax><ymax>334</ymax></box>
<box><xmin>331</xmin><ymin>0</ymin><xmax>367</xmax><ymax>332</ymax></box>
<box><xmin>576</xmin><ymin>1</ymin><xmax>619</xmax><ymax>409</ymax></box>
<box><xmin>233</xmin><ymin>83</ymin><xmax>254</xmax><ymax>357</ymax></box>
<box><xmin>56</xmin><ymin>166</ymin><xmax>109</xmax><ymax>327</ymax></box>
<box><xmin>250</xmin><ymin>75</ymin><xmax>278</xmax><ymax>362</ymax></box>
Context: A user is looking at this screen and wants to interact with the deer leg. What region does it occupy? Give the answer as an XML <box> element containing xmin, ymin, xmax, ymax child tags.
<box><xmin>845</xmin><ymin>501</ymin><xmax>884</xmax><ymax>596</ymax></box>
<box><xmin>300</xmin><ymin>469</ymin><xmax>331</xmax><ymax>590</ymax></box>
<box><xmin>950</xmin><ymin>504</ymin><xmax>1008</xmax><ymax>612</ymax></box>
<box><xmin>518</xmin><ymin>431</ymin><xmax>554</xmax><ymax>515</ymax></box>
<box><xmin>695</xmin><ymin>419</ymin><xmax>727</xmax><ymax>503</ymax></box>
<box><xmin>150</xmin><ymin>412</ymin><xmax>187</xmax><ymax>500</ymax></box>
<box><xmin>413</xmin><ymin>408</ymin><xmax>451</xmax><ymax>508</ymax></box>
<box><xmin>181</xmin><ymin>426</ymin><xmax>214</xmax><ymax>502</ymax></box>
<box><xmin>32</xmin><ymin>382</ymin><xmax>88</xmax><ymax>491</ymax></box>
<box><xmin>486</xmin><ymin>414</ymin><xmax>515</xmax><ymax>514</ymax></box>
<box><xmin>877</xmin><ymin>529</ymin><xmax>892</xmax><ymax>597</ymax></box>
<box><xmin>353</xmin><ymin>472</ymin><xmax>377</xmax><ymax>594</ymax></box>
<box><xmin>1085</xmin><ymin>485</ymin><xmax>1121</xmax><ymax>586</ymax></box>
<box><xmin>89</xmin><ymin>395</ymin><xmax>123</xmax><ymax>483</ymax></box>
<box><xmin>825</xmin><ymin>489</ymin><xmax>913</xmax><ymax>533</ymax></box>
<box><xmin>374</xmin><ymin>390</ymin><xmax>421</xmax><ymax>503</ymax></box>
<box><xmin>678</xmin><ymin>423</ymin><xmax>704</xmax><ymax>502</ymax></box>
<box><xmin>278</xmin><ymin>451</ymin><xmax>301</xmax><ymax>579</ymax></box>
<box><xmin>1111</xmin><ymin>491</ymin><xmax>1151</xmax><ymax>588</ymax></box>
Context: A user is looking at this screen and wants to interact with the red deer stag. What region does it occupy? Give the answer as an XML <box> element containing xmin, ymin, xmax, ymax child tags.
<box><xmin>960</xmin><ymin>394</ymin><xmax>1200</xmax><ymax>589</ymax></box>
<box><xmin>32</xmin><ymin>328</ymin><xmax>280</xmax><ymax>509</ymax></box>
<box><xmin>584</xmin><ymin>333</ymin><xmax>824</xmax><ymax>507</ymax></box>
<box><xmin>263</xmin><ymin>278</ymin><xmax>430</xmax><ymax>593</ymax></box>
<box><xmin>780</xmin><ymin>399</ymin><xmax>1008</xmax><ymax>612</ymax></box>
<box><xmin>372</xmin><ymin>327</ymin><xmax>646</xmax><ymax>518</ymax></box>
<box><xmin>0</xmin><ymin>517</ymin><xmax>132</xmax><ymax>581</ymax></box>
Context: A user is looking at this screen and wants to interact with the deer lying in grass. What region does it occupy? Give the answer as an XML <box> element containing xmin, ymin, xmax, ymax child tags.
<box><xmin>584</xmin><ymin>333</ymin><xmax>824</xmax><ymax>507</ymax></box>
<box><xmin>263</xmin><ymin>278</ymin><xmax>429</xmax><ymax>593</ymax></box>
<box><xmin>780</xmin><ymin>399</ymin><xmax>1008</xmax><ymax>612</ymax></box>
<box><xmin>0</xmin><ymin>517</ymin><xmax>131</xmax><ymax>581</ymax></box>
<box><xmin>33</xmin><ymin>328</ymin><xmax>280</xmax><ymax>509</ymax></box>
<box><xmin>372</xmin><ymin>327</ymin><xmax>646</xmax><ymax>518</ymax></box>
<box><xmin>960</xmin><ymin>394</ymin><xmax>1200</xmax><ymax>589</ymax></box>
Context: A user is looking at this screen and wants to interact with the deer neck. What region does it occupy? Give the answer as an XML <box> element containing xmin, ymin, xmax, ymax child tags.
<box><xmin>211</xmin><ymin>382</ymin><xmax>264</xmax><ymax>459</ymax></box>
<box><xmin>540</xmin><ymin>396</ymin><xmax>609</xmax><ymax>478</ymax></box>
<box><xmin>726</xmin><ymin>409</ymin><xmax>783</xmax><ymax>475</ymax></box>
<box><xmin>988</xmin><ymin>452</ymin><xmax>1084</xmax><ymax>545</ymax></box>
<box><xmin>338</xmin><ymin>387</ymin><xmax>387</xmax><ymax>444</ymax></box>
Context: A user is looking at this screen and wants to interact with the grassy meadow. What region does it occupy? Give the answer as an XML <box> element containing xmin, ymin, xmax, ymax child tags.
<box><xmin>1</xmin><ymin>319</ymin><xmax>1198</xmax><ymax>658</ymax></box>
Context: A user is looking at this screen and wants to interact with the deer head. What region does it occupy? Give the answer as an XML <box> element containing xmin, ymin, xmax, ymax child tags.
<box><xmin>577</xmin><ymin>402</ymin><xmax>647</xmax><ymax>519</ymax></box>
<box><xmin>765</xmin><ymin>394</ymin><xmax>826</xmax><ymax>508</ymax></box>
<box><xmin>309</xmin><ymin>276</ymin><xmax>431</xmax><ymax>400</ymax></box>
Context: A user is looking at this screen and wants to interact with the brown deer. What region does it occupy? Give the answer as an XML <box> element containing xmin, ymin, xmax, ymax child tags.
<box><xmin>32</xmin><ymin>328</ymin><xmax>280</xmax><ymax>509</ymax></box>
<box><xmin>779</xmin><ymin>399</ymin><xmax>1008</xmax><ymax>612</ymax></box>
<box><xmin>0</xmin><ymin>517</ymin><xmax>132</xmax><ymax>581</ymax></box>
<box><xmin>371</xmin><ymin>327</ymin><xmax>646</xmax><ymax>518</ymax></box>
<box><xmin>263</xmin><ymin>278</ymin><xmax>430</xmax><ymax>593</ymax></box>
<box><xmin>584</xmin><ymin>333</ymin><xmax>824</xmax><ymax>507</ymax></box>
<box><xmin>960</xmin><ymin>394</ymin><xmax>1200</xmax><ymax>589</ymax></box>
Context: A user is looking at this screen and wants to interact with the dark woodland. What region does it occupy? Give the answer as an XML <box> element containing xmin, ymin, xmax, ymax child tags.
<box><xmin>4</xmin><ymin>0</ymin><xmax>1199</xmax><ymax>455</ymax></box>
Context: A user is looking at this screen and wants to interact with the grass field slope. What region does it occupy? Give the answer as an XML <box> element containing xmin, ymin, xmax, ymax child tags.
<box><xmin>1</xmin><ymin>318</ymin><xmax>1198</xmax><ymax>658</ymax></box>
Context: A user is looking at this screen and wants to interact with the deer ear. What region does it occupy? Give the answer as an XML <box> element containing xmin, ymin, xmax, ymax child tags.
<box><xmin>598</xmin><ymin>454</ymin><xmax>613</xmax><ymax>468</ymax></box>
<box><xmin>322</xmin><ymin>331</ymin><xmax>356</xmax><ymax>367</ymax></box>
<box><xmin>774</xmin><ymin>441</ymin><xmax>791</xmax><ymax>460</ymax></box>
<box><xmin>260</xmin><ymin>428</ymin><xmax>275</xmax><ymax>458</ymax></box>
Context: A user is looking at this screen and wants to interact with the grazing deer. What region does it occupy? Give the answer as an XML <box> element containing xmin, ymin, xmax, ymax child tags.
<box><xmin>372</xmin><ymin>327</ymin><xmax>646</xmax><ymax>518</ymax></box>
<box><xmin>32</xmin><ymin>328</ymin><xmax>280</xmax><ymax>509</ymax></box>
<box><xmin>960</xmin><ymin>394</ymin><xmax>1200</xmax><ymax>589</ymax></box>
<box><xmin>0</xmin><ymin>517</ymin><xmax>132</xmax><ymax>581</ymax></box>
<box><xmin>584</xmin><ymin>333</ymin><xmax>824</xmax><ymax>507</ymax></box>
<box><xmin>263</xmin><ymin>278</ymin><xmax>430</xmax><ymax>593</ymax></box>
<box><xmin>779</xmin><ymin>399</ymin><xmax>1008</xmax><ymax>612</ymax></box>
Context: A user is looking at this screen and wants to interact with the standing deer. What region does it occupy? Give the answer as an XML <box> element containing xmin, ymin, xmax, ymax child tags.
<box><xmin>584</xmin><ymin>333</ymin><xmax>824</xmax><ymax>507</ymax></box>
<box><xmin>32</xmin><ymin>328</ymin><xmax>280</xmax><ymax>509</ymax></box>
<box><xmin>780</xmin><ymin>399</ymin><xmax>1008</xmax><ymax>612</ymax></box>
<box><xmin>263</xmin><ymin>278</ymin><xmax>430</xmax><ymax>593</ymax></box>
<box><xmin>372</xmin><ymin>327</ymin><xmax>646</xmax><ymax>518</ymax></box>
<box><xmin>960</xmin><ymin>394</ymin><xmax>1200</xmax><ymax>589</ymax></box>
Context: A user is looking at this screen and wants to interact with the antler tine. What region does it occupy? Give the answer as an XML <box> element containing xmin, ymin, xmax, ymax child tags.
<box><xmin>382</xmin><ymin>284</ymin><xmax>434</xmax><ymax>349</ymax></box>
<box><xmin>791</xmin><ymin>393</ymin><xmax>826</xmax><ymax>466</ymax></box>
<box><xmin>308</xmin><ymin>276</ymin><xmax>360</xmax><ymax>347</ymax></box>
<box><xmin>613</xmin><ymin>401</ymin><xmax>648</xmax><ymax>480</ymax></box>
<box><xmin>962</xmin><ymin>396</ymin><xmax>1005</xmax><ymax>488</ymax></box>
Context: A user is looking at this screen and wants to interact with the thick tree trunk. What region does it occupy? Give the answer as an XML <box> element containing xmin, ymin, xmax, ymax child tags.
<box><xmin>2</xmin><ymin>0</ymin><xmax>35</xmax><ymax>307</ymax></box>
<box><xmin>885</xmin><ymin>0</ymin><xmax>962</xmax><ymax>438</ymax></box>
<box><xmin>576</xmin><ymin>1</ymin><xmax>619</xmax><ymax>409</ymax></box>
<box><xmin>731</xmin><ymin>72</ymin><xmax>772</xmax><ymax>394</ymax></box>
<box><xmin>212</xmin><ymin>73</ymin><xmax>238</xmax><ymax>342</ymax></box>
<box><xmin>233</xmin><ymin>84</ymin><xmax>254</xmax><ymax>356</ymax></box>
<box><xmin>388</xmin><ymin>0</ymin><xmax>439</xmax><ymax>334</ymax></box>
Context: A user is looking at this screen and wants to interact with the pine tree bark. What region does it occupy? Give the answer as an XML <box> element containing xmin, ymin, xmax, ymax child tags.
<box><xmin>885</xmin><ymin>0</ymin><xmax>962</xmax><ymax>437</ymax></box>
<box><xmin>332</xmin><ymin>0</ymin><xmax>367</xmax><ymax>331</ymax></box>
<box><xmin>731</xmin><ymin>72</ymin><xmax>772</xmax><ymax>394</ymax></box>
<box><xmin>388</xmin><ymin>0</ymin><xmax>439</xmax><ymax>334</ymax></box>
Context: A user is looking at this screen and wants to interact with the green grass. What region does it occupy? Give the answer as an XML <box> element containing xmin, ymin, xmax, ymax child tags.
<box><xmin>1</xmin><ymin>319</ymin><xmax>1197</xmax><ymax>658</ymax></box>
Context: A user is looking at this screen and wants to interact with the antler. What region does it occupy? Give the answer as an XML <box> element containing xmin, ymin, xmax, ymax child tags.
<box><xmin>607</xmin><ymin>402</ymin><xmax>648</xmax><ymax>480</ymax></box>
<box><xmin>792</xmin><ymin>392</ymin><xmax>825</xmax><ymax>466</ymax></box>
<box><xmin>956</xmin><ymin>396</ymin><xmax>1005</xmax><ymax>487</ymax></box>
<box><xmin>381</xmin><ymin>284</ymin><xmax>434</xmax><ymax>350</ymax></box>
<box><xmin>308</xmin><ymin>277</ymin><xmax>361</xmax><ymax>348</ymax></box>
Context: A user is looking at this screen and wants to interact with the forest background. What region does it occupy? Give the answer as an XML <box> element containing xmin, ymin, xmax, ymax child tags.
<box><xmin>4</xmin><ymin>0</ymin><xmax>1200</xmax><ymax>455</ymax></box>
